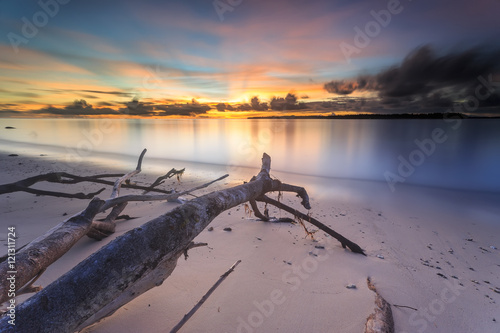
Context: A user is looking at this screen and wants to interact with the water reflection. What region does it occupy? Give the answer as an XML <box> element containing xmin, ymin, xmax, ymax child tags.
<box><xmin>0</xmin><ymin>118</ymin><xmax>499</xmax><ymax>192</ymax></box>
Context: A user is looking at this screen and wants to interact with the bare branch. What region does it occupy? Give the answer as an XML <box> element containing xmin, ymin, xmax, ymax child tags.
<box><xmin>143</xmin><ymin>168</ymin><xmax>185</xmax><ymax>194</ymax></box>
<box><xmin>272</xmin><ymin>181</ymin><xmax>311</xmax><ymax>210</ymax></box>
<box><xmin>21</xmin><ymin>186</ymin><xmax>106</xmax><ymax>199</ymax></box>
<box><xmin>249</xmin><ymin>199</ymin><xmax>268</xmax><ymax>221</ymax></box>
<box><xmin>88</xmin><ymin>202</ymin><xmax>128</xmax><ymax>241</ymax></box>
<box><xmin>100</xmin><ymin>174</ymin><xmax>229</xmax><ymax>212</ymax></box>
<box><xmin>111</xmin><ymin>148</ymin><xmax>147</xmax><ymax>198</ymax></box>
<box><xmin>256</xmin><ymin>195</ymin><xmax>365</xmax><ymax>255</ymax></box>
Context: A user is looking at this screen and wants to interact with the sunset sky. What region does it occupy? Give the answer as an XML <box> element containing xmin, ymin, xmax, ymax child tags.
<box><xmin>1</xmin><ymin>0</ymin><xmax>499</xmax><ymax>117</ymax></box>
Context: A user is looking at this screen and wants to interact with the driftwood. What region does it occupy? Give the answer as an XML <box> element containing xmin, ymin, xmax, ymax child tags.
<box><xmin>0</xmin><ymin>153</ymin><xmax>364</xmax><ymax>332</ymax></box>
<box><xmin>365</xmin><ymin>277</ymin><xmax>395</xmax><ymax>333</ymax></box>
<box><xmin>0</xmin><ymin>150</ymin><xmax>220</xmax><ymax>304</ymax></box>
<box><xmin>87</xmin><ymin>148</ymin><xmax>148</xmax><ymax>240</ymax></box>
<box><xmin>0</xmin><ymin>158</ymin><xmax>184</xmax><ymax>198</ymax></box>
<box><xmin>250</xmin><ymin>194</ymin><xmax>365</xmax><ymax>255</ymax></box>
<box><xmin>0</xmin><ymin>199</ymin><xmax>105</xmax><ymax>305</ymax></box>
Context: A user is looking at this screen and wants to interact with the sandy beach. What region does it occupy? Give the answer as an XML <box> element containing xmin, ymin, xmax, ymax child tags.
<box><xmin>1</xmin><ymin>149</ymin><xmax>499</xmax><ymax>333</ymax></box>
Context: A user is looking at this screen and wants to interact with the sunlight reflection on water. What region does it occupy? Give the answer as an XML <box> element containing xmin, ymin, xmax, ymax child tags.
<box><xmin>0</xmin><ymin>118</ymin><xmax>499</xmax><ymax>193</ymax></box>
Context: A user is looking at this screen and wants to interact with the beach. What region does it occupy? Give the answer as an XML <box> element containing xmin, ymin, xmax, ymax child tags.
<box><xmin>2</xmin><ymin>0</ymin><xmax>500</xmax><ymax>331</ymax></box>
<box><xmin>1</xmin><ymin>150</ymin><xmax>499</xmax><ymax>333</ymax></box>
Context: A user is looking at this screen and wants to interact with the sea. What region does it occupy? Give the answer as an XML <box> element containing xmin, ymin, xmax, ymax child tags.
<box><xmin>1</xmin><ymin>118</ymin><xmax>499</xmax><ymax>193</ymax></box>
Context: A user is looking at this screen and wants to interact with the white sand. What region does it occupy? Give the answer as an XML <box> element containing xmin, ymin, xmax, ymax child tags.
<box><xmin>1</xmin><ymin>149</ymin><xmax>499</xmax><ymax>333</ymax></box>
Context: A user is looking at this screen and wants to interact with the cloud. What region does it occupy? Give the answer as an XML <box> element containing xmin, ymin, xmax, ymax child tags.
<box><xmin>324</xmin><ymin>45</ymin><xmax>500</xmax><ymax>109</ymax></box>
<box><xmin>324</xmin><ymin>80</ymin><xmax>360</xmax><ymax>95</ymax></box>
<box><xmin>155</xmin><ymin>99</ymin><xmax>211</xmax><ymax>116</ymax></box>
<box><xmin>269</xmin><ymin>92</ymin><xmax>308</xmax><ymax>111</ymax></box>
<box><xmin>33</xmin><ymin>88</ymin><xmax>133</xmax><ymax>97</ymax></box>
<box><xmin>0</xmin><ymin>103</ymin><xmax>23</xmax><ymax>116</ymax></box>
<box><xmin>250</xmin><ymin>96</ymin><xmax>268</xmax><ymax>111</ymax></box>
<box><xmin>216</xmin><ymin>103</ymin><xmax>226</xmax><ymax>111</ymax></box>
<box><xmin>0</xmin><ymin>90</ymin><xmax>40</xmax><ymax>98</ymax></box>
<box><xmin>119</xmin><ymin>99</ymin><xmax>155</xmax><ymax>116</ymax></box>
<box><xmin>97</xmin><ymin>101</ymin><xmax>117</xmax><ymax>107</ymax></box>
<box><xmin>14</xmin><ymin>97</ymin><xmax>213</xmax><ymax>117</ymax></box>
<box><xmin>33</xmin><ymin>99</ymin><xmax>120</xmax><ymax>116</ymax></box>
<box><xmin>81</xmin><ymin>89</ymin><xmax>133</xmax><ymax>97</ymax></box>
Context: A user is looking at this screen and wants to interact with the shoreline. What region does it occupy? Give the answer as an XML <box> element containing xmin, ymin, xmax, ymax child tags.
<box><xmin>1</xmin><ymin>152</ymin><xmax>499</xmax><ymax>332</ymax></box>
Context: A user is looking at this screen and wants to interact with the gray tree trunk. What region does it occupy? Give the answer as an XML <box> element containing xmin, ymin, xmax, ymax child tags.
<box><xmin>0</xmin><ymin>153</ymin><xmax>364</xmax><ymax>332</ymax></box>
<box><xmin>0</xmin><ymin>154</ymin><xmax>280</xmax><ymax>332</ymax></box>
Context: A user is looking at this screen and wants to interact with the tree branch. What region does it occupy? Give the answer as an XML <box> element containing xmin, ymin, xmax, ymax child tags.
<box><xmin>99</xmin><ymin>174</ymin><xmax>229</xmax><ymax>212</ymax></box>
<box><xmin>169</xmin><ymin>260</ymin><xmax>241</xmax><ymax>333</ymax></box>
<box><xmin>143</xmin><ymin>168</ymin><xmax>185</xmax><ymax>194</ymax></box>
<box><xmin>110</xmin><ymin>148</ymin><xmax>147</xmax><ymax>198</ymax></box>
<box><xmin>256</xmin><ymin>195</ymin><xmax>365</xmax><ymax>255</ymax></box>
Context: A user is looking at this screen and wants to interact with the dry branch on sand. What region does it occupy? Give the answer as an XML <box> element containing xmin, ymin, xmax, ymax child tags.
<box><xmin>0</xmin><ymin>149</ymin><xmax>212</xmax><ymax>304</ymax></box>
<box><xmin>0</xmin><ymin>152</ymin><xmax>184</xmax><ymax>199</ymax></box>
<box><xmin>0</xmin><ymin>152</ymin><xmax>366</xmax><ymax>332</ymax></box>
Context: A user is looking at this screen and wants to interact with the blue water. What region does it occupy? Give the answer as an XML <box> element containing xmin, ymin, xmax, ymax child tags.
<box><xmin>0</xmin><ymin>118</ymin><xmax>499</xmax><ymax>193</ymax></box>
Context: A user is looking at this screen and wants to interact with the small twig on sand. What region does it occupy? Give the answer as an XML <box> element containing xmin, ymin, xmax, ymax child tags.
<box><xmin>169</xmin><ymin>260</ymin><xmax>242</xmax><ymax>333</ymax></box>
<box><xmin>392</xmin><ymin>304</ymin><xmax>418</xmax><ymax>311</ymax></box>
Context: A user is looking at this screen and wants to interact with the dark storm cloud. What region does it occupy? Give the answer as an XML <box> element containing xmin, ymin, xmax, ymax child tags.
<box><xmin>324</xmin><ymin>81</ymin><xmax>359</xmax><ymax>95</ymax></box>
<box><xmin>376</xmin><ymin>45</ymin><xmax>500</xmax><ymax>98</ymax></box>
<box><xmin>324</xmin><ymin>45</ymin><xmax>500</xmax><ymax>108</ymax></box>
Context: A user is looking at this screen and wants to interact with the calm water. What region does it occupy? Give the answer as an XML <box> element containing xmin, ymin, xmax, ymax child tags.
<box><xmin>1</xmin><ymin>118</ymin><xmax>499</xmax><ymax>193</ymax></box>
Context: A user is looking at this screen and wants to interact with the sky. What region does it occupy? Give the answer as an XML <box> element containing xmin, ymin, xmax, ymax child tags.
<box><xmin>1</xmin><ymin>0</ymin><xmax>499</xmax><ymax>118</ymax></box>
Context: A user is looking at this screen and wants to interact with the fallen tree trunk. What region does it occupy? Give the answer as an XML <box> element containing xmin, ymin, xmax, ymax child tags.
<box><xmin>0</xmin><ymin>199</ymin><xmax>104</xmax><ymax>305</ymax></box>
<box><xmin>0</xmin><ymin>150</ymin><xmax>224</xmax><ymax>303</ymax></box>
<box><xmin>0</xmin><ymin>153</ymin><xmax>363</xmax><ymax>332</ymax></box>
